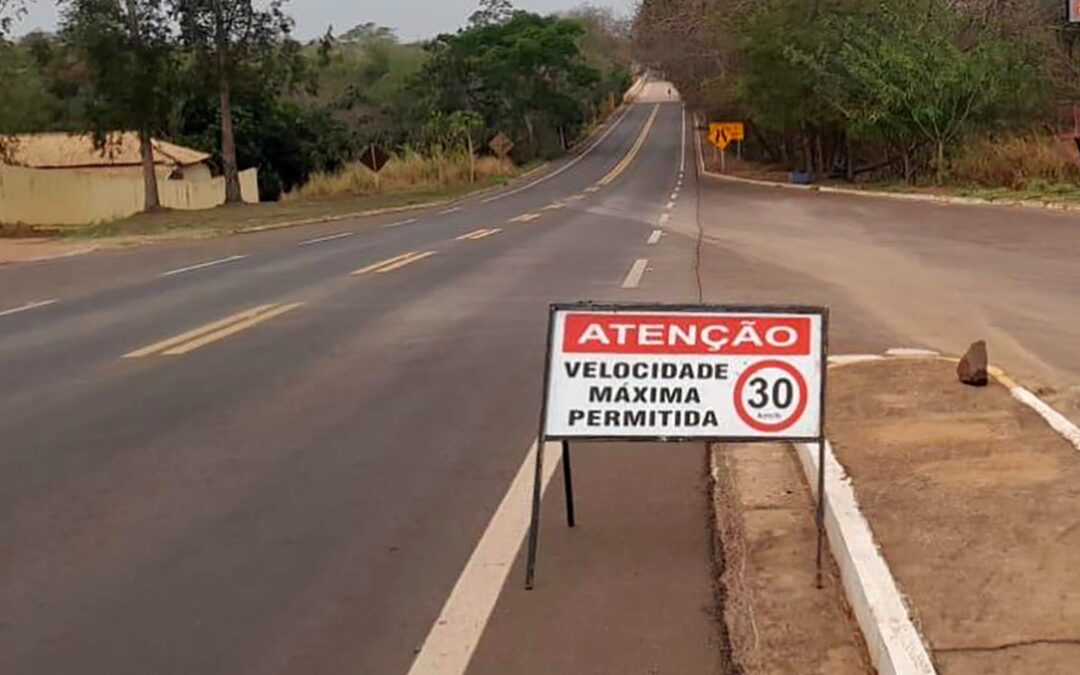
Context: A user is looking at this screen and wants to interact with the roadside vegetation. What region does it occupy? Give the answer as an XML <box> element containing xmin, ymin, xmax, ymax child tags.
<box><xmin>635</xmin><ymin>0</ymin><xmax>1080</xmax><ymax>198</ymax></box>
<box><xmin>0</xmin><ymin>0</ymin><xmax>631</xmax><ymax>232</ymax></box>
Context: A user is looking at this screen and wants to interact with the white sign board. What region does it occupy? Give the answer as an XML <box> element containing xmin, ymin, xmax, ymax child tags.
<box><xmin>542</xmin><ymin>305</ymin><xmax>826</xmax><ymax>441</ymax></box>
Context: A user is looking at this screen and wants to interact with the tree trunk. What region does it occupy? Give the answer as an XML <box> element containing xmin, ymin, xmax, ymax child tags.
<box><xmin>123</xmin><ymin>0</ymin><xmax>160</xmax><ymax>211</ymax></box>
<box><xmin>844</xmin><ymin>131</ymin><xmax>854</xmax><ymax>182</ymax></box>
<box><xmin>936</xmin><ymin>140</ymin><xmax>945</xmax><ymax>185</ymax></box>
<box><xmin>138</xmin><ymin>125</ymin><xmax>161</xmax><ymax>211</ymax></box>
<box><xmin>467</xmin><ymin>132</ymin><xmax>475</xmax><ymax>183</ymax></box>
<box><xmin>815</xmin><ymin>133</ymin><xmax>825</xmax><ymax>180</ymax></box>
<box><xmin>215</xmin><ymin>5</ymin><xmax>242</xmax><ymax>204</ymax></box>
<box><xmin>902</xmin><ymin>151</ymin><xmax>914</xmax><ymax>184</ymax></box>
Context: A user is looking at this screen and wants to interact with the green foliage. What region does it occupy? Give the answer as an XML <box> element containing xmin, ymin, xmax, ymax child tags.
<box><xmin>414</xmin><ymin>11</ymin><xmax>611</xmax><ymax>159</ymax></box>
<box><xmin>0</xmin><ymin>43</ymin><xmax>54</xmax><ymax>137</ymax></box>
<box><xmin>636</xmin><ymin>0</ymin><xmax>1050</xmax><ymax>182</ymax></box>
<box><xmin>1</xmin><ymin>2</ymin><xmax>631</xmax><ymax>202</ymax></box>
<box><xmin>60</xmin><ymin>0</ymin><xmax>176</xmax><ymax>142</ymax></box>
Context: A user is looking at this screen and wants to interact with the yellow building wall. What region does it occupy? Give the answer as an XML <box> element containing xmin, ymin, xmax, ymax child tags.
<box><xmin>0</xmin><ymin>164</ymin><xmax>259</xmax><ymax>226</ymax></box>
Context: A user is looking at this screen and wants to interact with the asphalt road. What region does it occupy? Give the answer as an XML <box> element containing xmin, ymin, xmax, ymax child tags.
<box><xmin>0</xmin><ymin>89</ymin><xmax>713</xmax><ymax>674</ymax></box>
<box><xmin>3</xmin><ymin>80</ymin><xmax>1079</xmax><ymax>675</ymax></box>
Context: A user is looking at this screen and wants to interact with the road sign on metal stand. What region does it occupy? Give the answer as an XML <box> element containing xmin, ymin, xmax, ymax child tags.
<box><xmin>489</xmin><ymin>132</ymin><xmax>515</xmax><ymax>159</ymax></box>
<box><xmin>360</xmin><ymin>145</ymin><xmax>391</xmax><ymax>190</ymax></box>
<box><xmin>525</xmin><ymin>303</ymin><xmax>829</xmax><ymax>589</ymax></box>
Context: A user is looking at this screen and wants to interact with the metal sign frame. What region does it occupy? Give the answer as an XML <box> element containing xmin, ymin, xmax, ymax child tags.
<box><xmin>525</xmin><ymin>302</ymin><xmax>830</xmax><ymax>589</ymax></box>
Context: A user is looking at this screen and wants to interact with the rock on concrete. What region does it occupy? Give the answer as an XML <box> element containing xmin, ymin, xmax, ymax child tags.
<box><xmin>957</xmin><ymin>340</ymin><xmax>989</xmax><ymax>387</ymax></box>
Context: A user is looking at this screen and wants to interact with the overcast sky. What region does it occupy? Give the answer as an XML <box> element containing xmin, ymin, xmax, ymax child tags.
<box><xmin>15</xmin><ymin>0</ymin><xmax>638</xmax><ymax>41</ymax></box>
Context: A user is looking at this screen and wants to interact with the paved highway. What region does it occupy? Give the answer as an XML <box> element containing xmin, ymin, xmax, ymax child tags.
<box><xmin>2</xmin><ymin>79</ymin><xmax>1078</xmax><ymax>674</ymax></box>
<box><xmin>0</xmin><ymin>86</ymin><xmax>712</xmax><ymax>674</ymax></box>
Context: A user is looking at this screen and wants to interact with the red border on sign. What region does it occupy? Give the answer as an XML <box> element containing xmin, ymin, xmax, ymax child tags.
<box><xmin>734</xmin><ymin>360</ymin><xmax>809</xmax><ymax>433</ymax></box>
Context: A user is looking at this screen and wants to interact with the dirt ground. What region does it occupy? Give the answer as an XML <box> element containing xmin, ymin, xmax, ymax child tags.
<box><xmin>827</xmin><ymin>358</ymin><xmax>1080</xmax><ymax>674</ymax></box>
<box><xmin>712</xmin><ymin>443</ymin><xmax>872</xmax><ymax>675</ymax></box>
<box><xmin>0</xmin><ymin>238</ymin><xmax>99</xmax><ymax>265</ymax></box>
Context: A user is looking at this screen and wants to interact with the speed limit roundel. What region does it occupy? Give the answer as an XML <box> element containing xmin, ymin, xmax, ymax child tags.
<box><xmin>734</xmin><ymin>360</ymin><xmax>809</xmax><ymax>433</ymax></box>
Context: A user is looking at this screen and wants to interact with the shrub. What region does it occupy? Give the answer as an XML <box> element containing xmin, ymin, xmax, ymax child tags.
<box><xmin>289</xmin><ymin>149</ymin><xmax>515</xmax><ymax>199</ymax></box>
<box><xmin>947</xmin><ymin>133</ymin><xmax>1080</xmax><ymax>189</ymax></box>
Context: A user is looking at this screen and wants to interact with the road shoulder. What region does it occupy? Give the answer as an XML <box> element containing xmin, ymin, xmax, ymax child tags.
<box><xmin>713</xmin><ymin>443</ymin><xmax>872</xmax><ymax>674</ymax></box>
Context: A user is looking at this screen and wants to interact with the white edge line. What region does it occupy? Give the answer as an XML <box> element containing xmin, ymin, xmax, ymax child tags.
<box><xmin>407</xmin><ymin>440</ymin><xmax>562</xmax><ymax>675</ymax></box>
<box><xmin>679</xmin><ymin>105</ymin><xmax>687</xmax><ymax>175</ymax></box>
<box><xmin>481</xmin><ymin>105</ymin><xmax>632</xmax><ymax>204</ymax></box>
<box><xmin>297</xmin><ymin>231</ymin><xmax>355</xmax><ymax>246</ymax></box>
<box><xmin>161</xmin><ymin>255</ymin><xmax>248</xmax><ymax>277</ymax></box>
<box><xmin>621</xmin><ymin>258</ymin><xmax>649</xmax><ymax>289</ymax></box>
<box><xmin>646</xmin><ymin>230</ymin><xmax>663</xmax><ymax>245</ymax></box>
<box><xmin>0</xmin><ymin>299</ymin><xmax>58</xmax><ymax>318</ymax></box>
<box><xmin>793</xmin><ymin>440</ymin><xmax>938</xmax><ymax>675</ymax></box>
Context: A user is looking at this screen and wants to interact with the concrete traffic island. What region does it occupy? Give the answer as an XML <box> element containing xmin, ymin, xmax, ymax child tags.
<box><xmin>819</xmin><ymin>357</ymin><xmax>1080</xmax><ymax>674</ymax></box>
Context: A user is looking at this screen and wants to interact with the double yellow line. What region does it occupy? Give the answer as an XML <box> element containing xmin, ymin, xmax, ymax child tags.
<box><xmin>125</xmin><ymin>303</ymin><xmax>304</xmax><ymax>358</ymax></box>
<box><xmin>456</xmin><ymin>228</ymin><xmax>502</xmax><ymax>241</ymax></box>
<box><xmin>351</xmin><ymin>251</ymin><xmax>436</xmax><ymax>276</ymax></box>
<box><xmin>598</xmin><ymin>104</ymin><xmax>660</xmax><ymax>187</ymax></box>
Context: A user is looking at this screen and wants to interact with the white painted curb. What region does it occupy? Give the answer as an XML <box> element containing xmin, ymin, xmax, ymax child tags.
<box><xmin>794</xmin><ymin>440</ymin><xmax>937</xmax><ymax>675</ymax></box>
<box><xmin>1003</xmin><ymin>384</ymin><xmax>1080</xmax><ymax>453</ymax></box>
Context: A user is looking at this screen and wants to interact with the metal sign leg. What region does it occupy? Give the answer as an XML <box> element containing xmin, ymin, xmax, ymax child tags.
<box><xmin>562</xmin><ymin>441</ymin><xmax>576</xmax><ymax>528</ymax></box>
<box><xmin>525</xmin><ymin>438</ymin><xmax>546</xmax><ymax>590</ymax></box>
<box><xmin>815</xmin><ymin>439</ymin><xmax>826</xmax><ymax>589</ymax></box>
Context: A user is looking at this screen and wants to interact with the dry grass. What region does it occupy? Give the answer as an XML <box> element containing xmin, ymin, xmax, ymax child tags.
<box><xmin>948</xmin><ymin>132</ymin><xmax>1080</xmax><ymax>190</ymax></box>
<box><xmin>292</xmin><ymin>150</ymin><xmax>516</xmax><ymax>199</ymax></box>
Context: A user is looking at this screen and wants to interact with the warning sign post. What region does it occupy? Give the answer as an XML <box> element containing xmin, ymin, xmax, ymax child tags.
<box><xmin>526</xmin><ymin>303</ymin><xmax>829</xmax><ymax>589</ymax></box>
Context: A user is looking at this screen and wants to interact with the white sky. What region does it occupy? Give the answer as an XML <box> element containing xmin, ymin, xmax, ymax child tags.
<box><xmin>14</xmin><ymin>0</ymin><xmax>638</xmax><ymax>41</ymax></box>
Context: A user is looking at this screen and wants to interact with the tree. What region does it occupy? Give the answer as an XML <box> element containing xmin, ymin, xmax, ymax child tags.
<box><xmin>811</xmin><ymin>3</ymin><xmax>1034</xmax><ymax>182</ymax></box>
<box><xmin>0</xmin><ymin>0</ymin><xmax>29</xmax><ymax>39</ymax></box>
<box><xmin>469</xmin><ymin>0</ymin><xmax>515</xmax><ymax>28</ymax></box>
<box><xmin>416</xmin><ymin>12</ymin><xmax>603</xmax><ymax>160</ymax></box>
<box><xmin>61</xmin><ymin>0</ymin><xmax>175</xmax><ymax>210</ymax></box>
<box><xmin>172</xmin><ymin>0</ymin><xmax>293</xmax><ymax>203</ymax></box>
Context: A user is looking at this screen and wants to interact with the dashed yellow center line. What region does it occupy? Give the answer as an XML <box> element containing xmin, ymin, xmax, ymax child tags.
<box><xmin>598</xmin><ymin>104</ymin><xmax>660</xmax><ymax>187</ymax></box>
<box><xmin>351</xmin><ymin>251</ymin><xmax>437</xmax><ymax>276</ymax></box>
<box><xmin>125</xmin><ymin>303</ymin><xmax>304</xmax><ymax>358</ymax></box>
<box><xmin>456</xmin><ymin>228</ymin><xmax>502</xmax><ymax>241</ymax></box>
<box><xmin>508</xmin><ymin>213</ymin><xmax>542</xmax><ymax>223</ymax></box>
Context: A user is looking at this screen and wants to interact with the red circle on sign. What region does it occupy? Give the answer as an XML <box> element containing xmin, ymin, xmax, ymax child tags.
<box><xmin>734</xmin><ymin>360</ymin><xmax>809</xmax><ymax>433</ymax></box>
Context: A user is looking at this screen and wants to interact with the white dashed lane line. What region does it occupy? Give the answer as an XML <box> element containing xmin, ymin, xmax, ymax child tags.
<box><xmin>647</xmin><ymin>230</ymin><xmax>663</xmax><ymax>245</ymax></box>
<box><xmin>161</xmin><ymin>255</ymin><xmax>248</xmax><ymax>278</ymax></box>
<box><xmin>297</xmin><ymin>231</ymin><xmax>355</xmax><ymax>246</ymax></box>
<box><xmin>621</xmin><ymin>258</ymin><xmax>649</xmax><ymax>288</ymax></box>
<box><xmin>382</xmin><ymin>218</ymin><xmax>419</xmax><ymax>229</ymax></box>
<box><xmin>439</xmin><ymin>207</ymin><xmax>462</xmax><ymax>215</ymax></box>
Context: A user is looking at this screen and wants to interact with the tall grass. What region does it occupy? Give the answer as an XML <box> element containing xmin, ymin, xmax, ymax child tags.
<box><xmin>291</xmin><ymin>149</ymin><xmax>515</xmax><ymax>200</ymax></box>
<box><xmin>948</xmin><ymin>133</ymin><xmax>1080</xmax><ymax>189</ymax></box>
